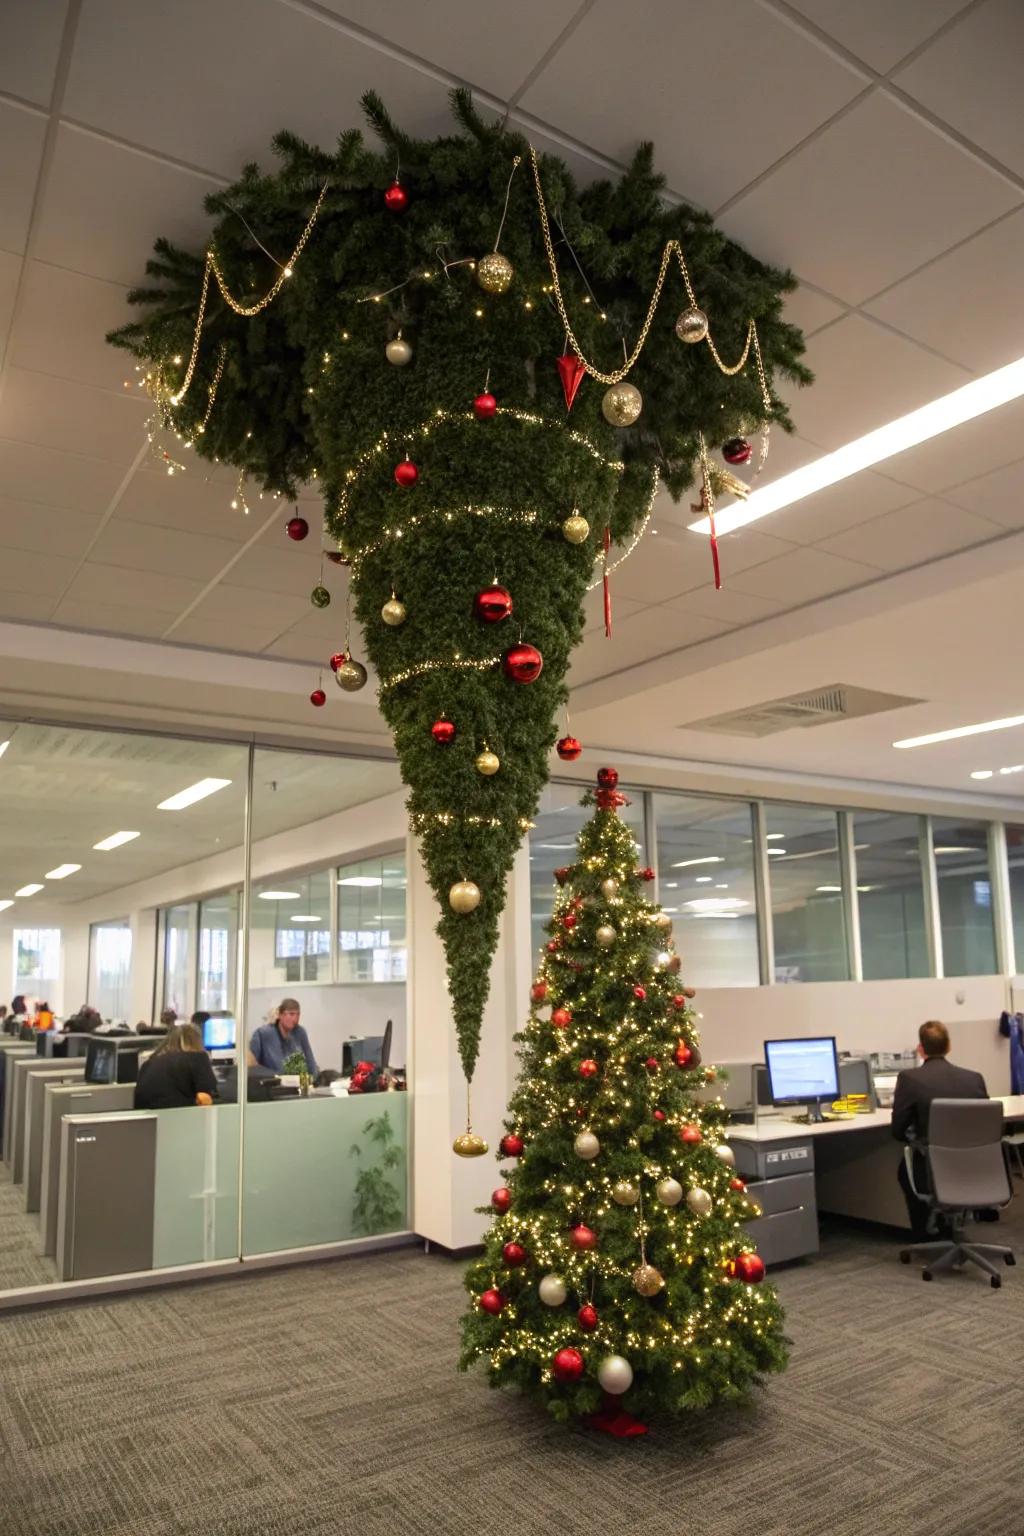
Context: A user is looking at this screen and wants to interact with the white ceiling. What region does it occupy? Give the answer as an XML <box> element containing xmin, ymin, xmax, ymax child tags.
<box><xmin>2</xmin><ymin>0</ymin><xmax>1024</xmax><ymax>798</ymax></box>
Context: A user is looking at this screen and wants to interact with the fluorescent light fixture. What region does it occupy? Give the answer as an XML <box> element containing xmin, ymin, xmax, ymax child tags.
<box><xmin>536</xmin><ymin>842</ymin><xmax>577</xmax><ymax>851</ymax></box>
<box><xmin>684</xmin><ymin>896</ymin><xmax>748</xmax><ymax>912</ymax></box>
<box><xmin>0</xmin><ymin>741</ymin><xmax>9</xmax><ymax>759</ymax></box>
<box><xmin>694</xmin><ymin>876</ymin><xmax>714</xmax><ymax>884</ymax></box>
<box><xmin>289</xmin><ymin>914</ymin><xmax>324</xmax><ymax>923</ymax></box>
<box><xmin>715</xmin><ymin>883</ymin><xmax>729</xmax><ymax>889</ymax></box>
<box><xmin>934</xmin><ymin>846</ymin><xmax>975</xmax><ymax>855</ymax></box>
<box><xmin>15</xmin><ymin>884</ymin><xmax>43</xmax><ymax>897</ymax></box>
<box><xmin>258</xmin><ymin>890</ymin><xmax>301</xmax><ymax>900</ymax></box>
<box><xmin>692</xmin><ymin>910</ymin><xmax>739</xmax><ymax>919</ymax></box>
<box><xmin>157</xmin><ymin>777</ymin><xmax>232</xmax><ymax>810</ymax></box>
<box><xmin>744</xmin><ymin>834</ymin><xmax>785</xmax><ymax>842</ymax></box>
<box><xmin>671</xmin><ymin>856</ymin><xmax>724</xmax><ymax>869</ymax></box>
<box><xmin>0</xmin><ymin>900</ymin><xmax>12</xmax><ymax>912</ymax></box>
<box><xmin>970</xmin><ymin>770</ymin><xmax>994</xmax><ymax>780</ymax></box>
<box><xmin>894</xmin><ymin>715</ymin><xmax>1024</xmax><ymax>750</ymax></box>
<box><xmin>816</xmin><ymin>885</ymin><xmax>842</xmax><ymax>892</ymax></box>
<box><xmin>766</xmin><ymin>848</ymin><xmax>788</xmax><ymax>856</ymax></box>
<box><xmin>337</xmin><ymin>876</ymin><xmax>383</xmax><ymax>887</ymax></box>
<box><xmin>45</xmin><ymin>863</ymin><xmax>81</xmax><ymax>880</ymax></box>
<box><xmin>1001</xmin><ymin>765</ymin><xmax>1024</xmax><ymax>775</ymax></box>
<box><xmin>93</xmin><ymin>830</ymin><xmax>141</xmax><ymax>851</ymax></box>
<box><xmin>690</xmin><ymin>353</ymin><xmax>1024</xmax><ymax>538</ymax></box>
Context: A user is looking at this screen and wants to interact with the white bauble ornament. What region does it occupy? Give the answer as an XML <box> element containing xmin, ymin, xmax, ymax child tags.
<box><xmin>538</xmin><ymin>1273</ymin><xmax>567</xmax><ymax>1307</ymax></box>
<box><xmin>611</xmin><ymin>1179</ymin><xmax>639</xmax><ymax>1206</ymax></box>
<box><xmin>597</xmin><ymin>1354</ymin><xmax>634</xmax><ymax>1395</ymax></box>
<box><xmin>449</xmin><ymin>880</ymin><xmax>481</xmax><ymax>914</ymax></box>
<box><xmin>600</xmin><ymin>878</ymin><xmax>619</xmax><ymax>900</ymax></box>
<box><xmin>652</xmin><ymin>911</ymin><xmax>673</xmax><ymax>933</ymax></box>
<box><xmin>574</xmin><ymin>1130</ymin><xmax>600</xmax><ymax>1161</ymax></box>
<box><xmin>385</xmin><ymin>336</ymin><xmax>413</xmax><ymax>366</ymax></box>
<box><xmin>596</xmin><ymin>924</ymin><xmax>617</xmax><ymax>948</ymax></box>
<box><xmin>686</xmin><ymin>1186</ymin><xmax>713</xmax><ymax>1218</ymax></box>
<box><xmin>655</xmin><ymin>1177</ymin><xmax>683</xmax><ymax>1207</ymax></box>
<box><xmin>714</xmin><ymin>1143</ymin><xmax>736</xmax><ymax>1167</ymax></box>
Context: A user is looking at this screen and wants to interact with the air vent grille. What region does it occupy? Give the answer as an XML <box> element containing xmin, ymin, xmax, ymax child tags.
<box><xmin>681</xmin><ymin>684</ymin><xmax>922</xmax><ymax>738</ymax></box>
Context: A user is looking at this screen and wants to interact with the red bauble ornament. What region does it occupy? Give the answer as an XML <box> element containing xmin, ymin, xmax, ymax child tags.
<box><xmin>473</xmin><ymin>582</ymin><xmax>514</xmax><ymax>625</ymax></box>
<box><xmin>556</xmin><ymin>734</ymin><xmax>582</xmax><ymax>761</ymax></box>
<box><xmin>733</xmin><ymin>1251</ymin><xmax>766</xmax><ymax>1284</ymax></box>
<box><xmin>554</xmin><ymin>866</ymin><xmax>571</xmax><ymax>886</ymax></box>
<box><xmin>394</xmin><ymin>458</ymin><xmax>419</xmax><ymax>487</ymax></box>
<box><xmin>562</xmin><ymin>913</ymin><xmax>578</xmax><ymax>930</ymax></box>
<box><xmin>552</xmin><ymin>1347</ymin><xmax>585</xmax><ymax>1384</ymax></box>
<box><xmin>644</xmin><ymin>1057</ymin><xmax>660</xmax><ymax>1074</ymax></box>
<box><xmin>673</xmin><ymin>1042</ymin><xmax>693</xmax><ymax>1068</ymax></box>
<box><xmin>556</xmin><ymin>351</ymin><xmax>586</xmax><ymax>412</ymax></box>
<box><xmin>531</xmin><ymin>982</ymin><xmax>548</xmax><ymax>1003</ymax></box>
<box><xmin>597</xmin><ymin>767</ymin><xmax>619</xmax><ymax>789</ymax></box>
<box><xmin>502</xmin><ymin>642</ymin><xmax>543</xmax><ymax>684</ymax></box>
<box><xmin>502</xmin><ymin>1241</ymin><xmax>527</xmax><ymax>1268</ymax></box>
<box><xmin>546</xmin><ymin>940</ymin><xmax>561</xmax><ymax>956</ymax></box>
<box><xmin>680</xmin><ymin>1124</ymin><xmax>703</xmax><ymax>1145</ymax></box>
<box><xmin>551</xmin><ymin>1007</ymin><xmax>572</xmax><ymax>1029</ymax></box>
<box><xmin>309</xmin><ymin>688</ymin><xmax>326</xmax><ymax>707</ymax></box>
<box><xmin>672</xmin><ymin>994</ymin><xmax>687</xmax><ymax>1010</ymax></box>
<box><xmin>570</xmin><ymin>1223</ymin><xmax>598</xmax><ymax>1250</ymax></box>
<box><xmin>730</xmin><ymin>1177</ymin><xmax>747</xmax><ymax>1193</ymax></box>
<box><xmin>479</xmin><ymin>1288</ymin><xmax>504</xmax><ymax>1315</ymax></box>
<box><xmin>431</xmin><ymin>717</ymin><xmax>456</xmax><ymax>745</ymax></box>
<box><xmin>722</xmin><ymin>435</ymin><xmax>752</xmax><ymax>465</ymax></box>
<box><xmin>640</xmin><ymin>867</ymin><xmax>656</xmax><ymax>882</ymax></box>
<box><xmin>633</xmin><ymin>986</ymin><xmax>647</xmax><ymax>1001</ymax></box>
<box><xmin>473</xmin><ymin>391</ymin><xmax>498</xmax><ymax>421</ymax></box>
<box><xmin>384</xmin><ymin>180</ymin><xmax>409</xmax><ymax>212</ymax></box>
<box><xmin>578</xmin><ymin>1058</ymin><xmax>599</xmax><ymax>1079</ymax></box>
<box><xmin>286</xmin><ymin>515</ymin><xmax>309</xmax><ymax>541</ymax></box>
<box><xmin>329</xmin><ymin>651</ymin><xmax>347</xmax><ymax>672</ymax></box>
<box><xmin>578</xmin><ymin>1303</ymin><xmax>599</xmax><ymax>1332</ymax></box>
<box><xmin>492</xmin><ymin>1187</ymin><xmax>512</xmax><ymax>1213</ymax></box>
<box><xmin>500</xmin><ymin>1133</ymin><xmax>524</xmax><ymax>1158</ymax></box>
<box><xmin>653</xmin><ymin>1109</ymin><xmax>666</xmax><ymax>1122</ymax></box>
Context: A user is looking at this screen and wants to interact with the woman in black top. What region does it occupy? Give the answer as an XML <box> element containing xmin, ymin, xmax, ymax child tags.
<box><xmin>134</xmin><ymin>1023</ymin><xmax>218</xmax><ymax>1110</ymax></box>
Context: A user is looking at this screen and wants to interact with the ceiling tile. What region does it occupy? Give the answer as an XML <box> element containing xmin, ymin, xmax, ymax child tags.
<box><xmin>580</xmin><ymin>586</ymin><xmax>643</xmax><ymax>634</ymax></box>
<box><xmin>8</xmin><ymin>262</ymin><xmax>134</xmax><ymax>390</ymax></box>
<box><xmin>34</xmin><ymin>125</ymin><xmax>222</xmax><ymax>286</ymax></box>
<box><xmin>317</xmin><ymin>0</ymin><xmax>583</xmax><ymax>100</ymax></box>
<box><xmin>569</xmin><ymin>604</ymin><xmax>732</xmax><ymax>687</ymax></box>
<box><xmin>221</xmin><ymin>541</ymin><xmax>326</xmax><ymax>597</ymax></box>
<box><xmin>766</xmin><ymin>469</ymin><xmax>920</xmax><ymax>545</ymax></box>
<box><xmin>0</xmin><ymin>369</ymin><xmax>147</xmax><ymax>463</ymax></box>
<box><xmin>790</xmin><ymin>314</ymin><xmax>969</xmax><ymax>449</ymax></box>
<box><xmin>0</xmin><ymin>544</ymin><xmax>80</xmax><ymax>597</ymax></box>
<box><xmin>519</xmin><ymin>0</ymin><xmax>866</xmax><ymax>209</ymax></box>
<box><xmin>674</xmin><ymin>526</ymin><xmax>801</xmax><ymax>597</ymax></box>
<box><xmin>0</xmin><ymin>439</ymin><xmax>125</xmax><ymax>512</ymax></box>
<box><xmin>0</xmin><ymin>496</ymin><xmax>101</xmax><ymax>559</ymax></box>
<box><xmin>667</xmin><ymin>585</ymin><xmax>785</xmax><ymax>626</ymax></box>
<box><xmin>116</xmin><ymin>464</ymin><xmax>259</xmax><ymax>540</ymax></box>
<box><xmin>60</xmin><ymin>562</ymin><xmax>205</xmax><ymax>613</ymax></box>
<box><xmin>179</xmin><ymin>583</ymin><xmax>289</xmax><ymax>626</ymax></box>
<box><xmin>864</xmin><ymin>206</ymin><xmax>1024</xmax><ymax>374</ymax></box>
<box><xmin>719</xmin><ymin>93</ymin><xmax>1020</xmax><ymax>304</ymax></box>
<box><xmin>63</xmin><ymin>0</ymin><xmax>461</xmax><ymax>179</ymax></box>
<box><xmin>726</xmin><ymin>544</ymin><xmax>879</xmax><ymax>601</ymax></box>
<box><xmin>260</xmin><ymin>629</ymin><xmax>342</xmax><ymax>664</ymax></box>
<box><xmin>0</xmin><ymin>587</ymin><xmax>59</xmax><ymax>623</ymax></box>
<box><xmin>784</xmin><ymin>0</ymin><xmax>969</xmax><ymax>73</ymax></box>
<box><xmin>87</xmin><ymin>520</ymin><xmax>241</xmax><ymax>580</ymax></box>
<box><xmin>817</xmin><ymin>497</ymin><xmax>1005</xmax><ymax>569</ymax></box>
<box><xmin>881</xmin><ymin>394</ymin><xmax>1024</xmax><ymax>494</ymax></box>
<box><xmin>894</xmin><ymin>0</ymin><xmax>1024</xmax><ymax>176</ymax></box>
<box><xmin>0</xmin><ymin>0</ymin><xmax>67</xmax><ymax>106</ymax></box>
<box><xmin>0</xmin><ymin>250</ymin><xmax>21</xmax><ymax>350</ymax></box>
<box><xmin>170</xmin><ymin>616</ymin><xmax>287</xmax><ymax>654</ymax></box>
<box><xmin>0</xmin><ymin>102</ymin><xmax>47</xmax><ymax>256</ymax></box>
<box><xmin>782</xmin><ymin>285</ymin><xmax>847</xmax><ymax>338</ymax></box>
<box><xmin>943</xmin><ymin>458</ymin><xmax>1024</xmax><ymax>530</ymax></box>
<box><xmin>47</xmin><ymin>599</ymin><xmax>173</xmax><ymax>638</ymax></box>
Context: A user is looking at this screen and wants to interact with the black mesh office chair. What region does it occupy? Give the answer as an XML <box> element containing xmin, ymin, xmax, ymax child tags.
<box><xmin>900</xmin><ymin>1098</ymin><xmax>1016</xmax><ymax>1288</ymax></box>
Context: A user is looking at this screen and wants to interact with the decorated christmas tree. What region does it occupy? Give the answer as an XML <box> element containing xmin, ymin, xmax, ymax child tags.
<box><xmin>460</xmin><ymin>768</ymin><xmax>787</xmax><ymax>1428</ymax></box>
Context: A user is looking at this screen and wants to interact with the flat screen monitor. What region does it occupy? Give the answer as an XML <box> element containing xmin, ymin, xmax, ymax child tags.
<box><xmin>85</xmin><ymin>1038</ymin><xmax>117</xmax><ymax>1085</ymax></box>
<box><xmin>203</xmin><ymin>1015</ymin><xmax>236</xmax><ymax>1052</ymax></box>
<box><xmin>764</xmin><ymin>1036</ymin><xmax>840</xmax><ymax>1122</ymax></box>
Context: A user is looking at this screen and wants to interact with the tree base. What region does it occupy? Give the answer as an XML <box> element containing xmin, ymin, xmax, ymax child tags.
<box><xmin>586</xmin><ymin>1395</ymin><xmax>649</xmax><ymax>1438</ymax></box>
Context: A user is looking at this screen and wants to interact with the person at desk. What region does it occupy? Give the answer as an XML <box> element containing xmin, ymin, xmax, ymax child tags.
<box><xmin>247</xmin><ymin>997</ymin><xmax>318</xmax><ymax>1077</ymax></box>
<box><xmin>892</xmin><ymin>1020</ymin><xmax>987</xmax><ymax>1240</ymax></box>
<box><xmin>134</xmin><ymin>1023</ymin><xmax>218</xmax><ymax>1110</ymax></box>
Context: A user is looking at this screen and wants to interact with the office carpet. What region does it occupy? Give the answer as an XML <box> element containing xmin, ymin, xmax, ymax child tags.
<box><xmin>0</xmin><ymin>1166</ymin><xmax>58</xmax><ymax>1290</ymax></box>
<box><xmin>1</xmin><ymin>1207</ymin><xmax>1023</xmax><ymax>1536</ymax></box>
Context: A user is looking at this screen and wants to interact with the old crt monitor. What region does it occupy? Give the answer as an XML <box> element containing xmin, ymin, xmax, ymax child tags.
<box><xmin>764</xmin><ymin>1036</ymin><xmax>840</xmax><ymax>1122</ymax></box>
<box><xmin>202</xmin><ymin>1015</ymin><xmax>236</xmax><ymax>1054</ymax></box>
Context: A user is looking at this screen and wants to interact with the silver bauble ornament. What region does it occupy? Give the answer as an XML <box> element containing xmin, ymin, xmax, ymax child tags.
<box><xmin>596</xmin><ymin>924</ymin><xmax>617</xmax><ymax>948</ymax></box>
<box><xmin>632</xmin><ymin>1263</ymin><xmax>665</xmax><ymax>1297</ymax></box>
<box><xmin>597</xmin><ymin>1354</ymin><xmax>634</xmax><ymax>1395</ymax></box>
<box><xmin>335</xmin><ymin>658</ymin><xmax>367</xmax><ymax>692</ymax></box>
<box><xmin>475</xmin><ymin>748</ymin><xmax>500</xmax><ymax>776</ymax></box>
<box><xmin>714</xmin><ymin>1143</ymin><xmax>736</xmax><ymax>1167</ymax></box>
<box><xmin>573</xmin><ymin>1129</ymin><xmax>600</xmax><ymax>1161</ymax></box>
<box><xmin>601</xmin><ymin>381</ymin><xmax>643</xmax><ymax>427</ymax></box>
<box><xmin>449</xmin><ymin>879</ymin><xmax>482</xmax><ymax>914</ymax></box>
<box><xmin>675</xmin><ymin>306</ymin><xmax>708</xmax><ymax>344</ymax></box>
<box><xmin>561</xmin><ymin>512</ymin><xmax>590</xmax><ymax>545</ymax></box>
<box><xmin>655</xmin><ymin>1177</ymin><xmax>683</xmax><ymax>1207</ymax></box>
<box><xmin>538</xmin><ymin>1273</ymin><xmax>567</xmax><ymax>1307</ymax></box>
<box><xmin>385</xmin><ymin>336</ymin><xmax>413</xmax><ymax>366</ymax></box>
<box><xmin>653</xmin><ymin>911</ymin><xmax>673</xmax><ymax>933</ymax></box>
<box><xmin>381</xmin><ymin>596</ymin><xmax>407</xmax><ymax>626</ymax></box>
<box><xmin>611</xmin><ymin>1179</ymin><xmax>640</xmax><ymax>1206</ymax></box>
<box><xmin>476</xmin><ymin>250</ymin><xmax>514</xmax><ymax>293</ymax></box>
<box><xmin>600</xmin><ymin>878</ymin><xmax>619</xmax><ymax>900</ymax></box>
<box><xmin>686</xmin><ymin>1186</ymin><xmax>713</xmax><ymax>1218</ymax></box>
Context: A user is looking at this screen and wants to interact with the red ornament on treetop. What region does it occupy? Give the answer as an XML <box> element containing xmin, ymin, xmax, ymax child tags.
<box><xmin>556</xmin><ymin>734</ymin><xmax>582</xmax><ymax>761</ymax></box>
<box><xmin>286</xmin><ymin>515</ymin><xmax>309</xmax><ymax>541</ymax></box>
<box><xmin>473</xmin><ymin>391</ymin><xmax>498</xmax><ymax>421</ymax></box>
<box><xmin>383</xmin><ymin>179</ymin><xmax>409</xmax><ymax>212</ymax></box>
<box><xmin>556</xmin><ymin>351</ymin><xmax>586</xmax><ymax>412</ymax></box>
<box><xmin>479</xmin><ymin>1287</ymin><xmax>504</xmax><ymax>1315</ymax></box>
<box><xmin>552</xmin><ymin>1346</ymin><xmax>585</xmax><ymax>1384</ymax></box>
<box><xmin>597</xmin><ymin>766</ymin><xmax>619</xmax><ymax>789</ymax></box>
<box><xmin>394</xmin><ymin>458</ymin><xmax>419</xmax><ymax>487</ymax></box>
<box><xmin>500</xmin><ymin>1133</ymin><xmax>524</xmax><ymax>1158</ymax></box>
<box><xmin>492</xmin><ymin>1187</ymin><xmax>512</xmax><ymax>1213</ymax></box>
<box><xmin>431</xmin><ymin>718</ymin><xmax>456</xmax><ymax>745</ymax></box>
<box><xmin>570</xmin><ymin>1223</ymin><xmax>598</xmax><ymax>1250</ymax></box>
<box><xmin>309</xmin><ymin>688</ymin><xmax>326</xmax><ymax>707</ymax></box>
<box><xmin>502</xmin><ymin>1241</ymin><xmax>527</xmax><ymax>1268</ymax></box>
<box><xmin>474</xmin><ymin>584</ymin><xmax>513</xmax><ymax>623</ymax></box>
<box><xmin>503</xmin><ymin>642</ymin><xmax>543</xmax><ymax>684</ymax></box>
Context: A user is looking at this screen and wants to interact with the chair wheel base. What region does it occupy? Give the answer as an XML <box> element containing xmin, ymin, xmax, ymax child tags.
<box><xmin>1004</xmin><ymin>1253</ymin><xmax>1016</xmax><ymax>1266</ymax></box>
<box><xmin>922</xmin><ymin>1270</ymin><xmax>933</xmax><ymax>1281</ymax></box>
<box><xmin>899</xmin><ymin>1250</ymin><xmax>911</xmax><ymax>1264</ymax></box>
<box><xmin>991</xmin><ymin>1276</ymin><xmax>1002</xmax><ymax>1289</ymax></box>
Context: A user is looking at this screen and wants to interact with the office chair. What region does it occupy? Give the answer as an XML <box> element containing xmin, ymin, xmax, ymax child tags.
<box><xmin>899</xmin><ymin>1098</ymin><xmax>1016</xmax><ymax>1288</ymax></box>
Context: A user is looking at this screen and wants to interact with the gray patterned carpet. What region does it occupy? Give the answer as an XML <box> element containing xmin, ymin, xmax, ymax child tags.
<box><xmin>0</xmin><ymin>1165</ymin><xmax>58</xmax><ymax>1290</ymax></box>
<box><xmin>2</xmin><ymin>1203</ymin><xmax>1023</xmax><ymax>1536</ymax></box>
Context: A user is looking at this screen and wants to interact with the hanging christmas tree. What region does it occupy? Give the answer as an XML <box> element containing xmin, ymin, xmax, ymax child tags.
<box><xmin>108</xmin><ymin>89</ymin><xmax>809</xmax><ymax>1117</ymax></box>
<box><xmin>460</xmin><ymin>768</ymin><xmax>786</xmax><ymax>1426</ymax></box>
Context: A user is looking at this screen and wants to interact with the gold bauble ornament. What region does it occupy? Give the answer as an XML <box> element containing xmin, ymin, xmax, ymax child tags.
<box><xmin>476</xmin><ymin>251</ymin><xmax>514</xmax><ymax>294</ymax></box>
<box><xmin>595</xmin><ymin>924</ymin><xmax>617</xmax><ymax>948</ymax></box>
<box><xmin>475</xmin><ymin>748</ymin><xmax>500</xmax><ymax>776</ymax></box>
<box><xmin>601</xmin><ymin>381</ymin><xmax>643</xmax><ymax>427</ymax></box>
<box><xmin>632</xmin><ymin>1263</ymin><xmax>665</xmax><ymax>1297</ymax></box>
<box><xmin>381</xmin><ymin>596</ymin><xmax>407</xmax><ymax>627</ymax></box>
<box><xmin>453</xmin><ymin>1130</ymin><xmax>488</xmax><ymax>1157</ymax></box>
<box><xmin>653</xmin><ymin>911</ymin><xmax>673</xmax><ymax>933</ymax></box>
<box><xmin>600</xmin><ymin>878</ymin><xmax>619</xmax><ymax>900</ymax></box>
<box><xmin>561</xmin><ymin>511</ymin><xmax>590</xmax><ymax>545</ymax></box>
<box><xmin>675</xmin><ymin>306</ymin><xmax>708</xmax><ymax>344</ymax></box>
<box><xmin>335</xmin><ymin>658</ymin><xmax>368</xmax><ymax>692</ymax></box>
<box><xmin>385</xmin><ymin>336</ymin><xmax>413</xmax><ymax>366</ymax></box>
<box><xmin>685</xmin><ymin>1186</ymin><xmax>713</xmax><ymax>1218</ymax></box>
<box><xmin>714</xmin><ymin>1142</ymin><xmax>736</xmax><ymax>1167</ymax></box>
<box><xmin>573</xmin><ymin>1129</ymin><xmax>600</xmax><ymax>1160</ymax></box>
<box><xmin>449</xmin><ymin>879</ymin><xmax>482</xmax><ymax>914</ymax></box>
<box><xmin>655</xmin><ymin>1176</ymin><xmax>683</xmax><ymax>1207</ymax></box>
<box><xmin>612</xmin><ymin>1179</ymin><xmax>639</xmax><ymax>1206</ymax></box>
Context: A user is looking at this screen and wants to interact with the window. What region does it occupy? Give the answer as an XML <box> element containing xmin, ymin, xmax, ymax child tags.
<box><xmin>13</xmin><ymin>927</ymin><xmax>61</xmax><ymax>1006</ymax></box>
<box><xmin>251</xmin><ymin>870</ymin><xmax>333</xmax><ymax>987</ymax></box>
<box><xmin>653</xmin><ymin>793</ymin><xmax>759</xmax><ymax>987</ymax></box>
<box><xmin>1007</xmin><ymin>823</ymin><xmax>1024</xmax><ymax>972</ymax></box>
<box><xmin>198</xmin><ymin>891</ymin><xmax>239</xmax><ymax>1012</ymax></box>
<box><xmin>88</xmin><ymin>919</ymin><xmax>132</xmax><ymax>1021</ymax></box>
<box><xmin>529</xmin><ymin>783</ymin><xmax>646</xmax><ymax>958</ymax></box>
<box><xmin>853</xmin><ymin>812</ymin><xmax>930</xmax><ymax>979</ymax></box>
<box><xmin>337</xmin><ymin>853</ymin><xmax>407</xmax><ymax>983</ymax></box>
<box><xmin>161</xmin><ymin>904</ymin><xmax>195</xmax><ymax>1017</ymax></box>
<box><xmin>765</xmin><ymin>805</ymin><xmax>849</xmax><ymax>982</ymax></box>
<box><xmin>931</xmin><ymin>817</ymin><xmax>996</xmax><ymax>976</ymax></box>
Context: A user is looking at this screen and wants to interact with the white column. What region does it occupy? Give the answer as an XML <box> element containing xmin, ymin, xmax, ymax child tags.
<box><xmin>61</xmin><ymin>923</ymin><xmax>91</xmax><ymax>1016</ymax></box>
<box><xmin>130</xmin><ymin>909</ymin><xmax>158</xmax><ymax>1024</ymax></box>
<box><xmin>409</xmin><ymin>837</ymin><xmax>532</xmax><ymax>1250</ymax></box>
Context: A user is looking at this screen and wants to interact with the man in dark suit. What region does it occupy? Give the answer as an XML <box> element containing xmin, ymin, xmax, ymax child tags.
<box><xmin>892</xmin><ymin>1020</ymin><xmax>988</xmax><ymax>1239</ymax></box>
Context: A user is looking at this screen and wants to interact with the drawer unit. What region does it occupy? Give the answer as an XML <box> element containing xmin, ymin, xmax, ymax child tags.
<box><xmin>733</xmin><ymin>1136</ymin><xmax>814</xmax><ymax>1182</ymax></box>
<box><xmin>744</xmin><ymin>1171</ymin><xmax>819</xmax><ymax>1264</ymax></box>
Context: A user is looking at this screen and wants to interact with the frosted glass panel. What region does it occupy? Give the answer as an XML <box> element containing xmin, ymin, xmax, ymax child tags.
<box><xmin>151</xmin><ymin>1105</ymin><xmax>239</xmax><ymax>1269</ymax></box>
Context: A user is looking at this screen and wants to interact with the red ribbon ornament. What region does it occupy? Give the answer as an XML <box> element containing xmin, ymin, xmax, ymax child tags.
<box><xmin>602</xmin><ymin>525</ymin><xmax>612</xmax><ymax>637</ymax></box>
<box><xmin>557</xmin><ymin>352</ymin><xmax>586</xmax><ymax>412</ymax></box>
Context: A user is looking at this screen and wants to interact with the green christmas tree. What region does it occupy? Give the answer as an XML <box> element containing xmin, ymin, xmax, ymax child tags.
<box><xmin>460</xmin><ymin>768</ymin><xmax>787</xmax><ymax>1427</ymax></box>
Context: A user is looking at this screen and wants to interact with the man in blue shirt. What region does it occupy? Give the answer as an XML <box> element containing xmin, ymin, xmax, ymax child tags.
<box><xmin>248</xmin><ymin>998</ymin><xmax>318</xmax><ymax>1076</ymax></box>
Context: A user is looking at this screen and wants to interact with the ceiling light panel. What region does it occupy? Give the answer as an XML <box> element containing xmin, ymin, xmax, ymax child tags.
<box><xmin>157</xmin><ymin>777</ymin><xmax>232</xmax><ymax>810</ymax></box>
<box><xmin>45</xmin><ymin>864</ymin><xmax>81</xmax><ymax>879</ymax></box>
<box><xmin>893</xmin><ymin>714</ymin><xmax>1024</xmax><ymax>749</ymax></box>
<box><xmin>15</xmin><ymin>884</ymin><xmax>43</xmax><ymax>897</ymax></box>
<box><xmin>93</xmin><ymin>831</ymin><xmax>142</xmax><ymax>851</ymax></box>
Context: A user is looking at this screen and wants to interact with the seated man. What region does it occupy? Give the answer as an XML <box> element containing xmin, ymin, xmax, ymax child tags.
<box><xmin>891</xmin><ymin>1020</ymin><xmax>987</xmax><ymax>1240</ymax></box>
<box><xmin>248</xmin><ymin>997</ymin><xmax>318</xmax><ymax>1077</ymax></box>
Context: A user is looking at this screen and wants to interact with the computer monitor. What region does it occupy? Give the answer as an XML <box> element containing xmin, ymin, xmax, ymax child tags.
<box><xmin>202</xmin><ymin>1015</ymin><xmax>236</xmax><ymax>1053</ymax></box>
<box><xmin>84</xmin><ymin>1038</ymin><xmax>117</xmax><ymax>1086</ymax></box>
<box><xmin>764</xmin><ymin>1036</ymin><xmax>840</xmax><ymax>1122</ymax></box>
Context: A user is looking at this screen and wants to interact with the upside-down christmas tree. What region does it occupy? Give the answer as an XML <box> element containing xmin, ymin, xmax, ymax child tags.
<box><xmin>460</xmin><ymin>769</ymin><xmax>787</xmax><ymax>1426</ymax></box>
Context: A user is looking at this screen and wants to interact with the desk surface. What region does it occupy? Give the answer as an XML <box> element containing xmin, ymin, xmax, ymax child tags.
<box><xmin>728</xmin><ymin>1094</ymin><xmax>1024</xmax><ymax>1143</ymax></box>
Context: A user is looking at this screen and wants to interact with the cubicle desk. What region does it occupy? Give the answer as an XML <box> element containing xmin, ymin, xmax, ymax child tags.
<box><xmin>23</xmin><ymin>1061</ymin><xmax>86</xmax><ymax>1212</ymax></box>
<box><xmin>0</xmin><ymin>1043</ymin><xmax>36</xmax><ymax>1161</ymax></box>
<box><xmin>39</xmin><ymin>1082</ymin><xmax>135</xmax><ymax>1257</ymax></box>
<box><xmin>9</xmin><ymin>1060</ymin><xmax>91</xmax><ymax>1184</ymax></box>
